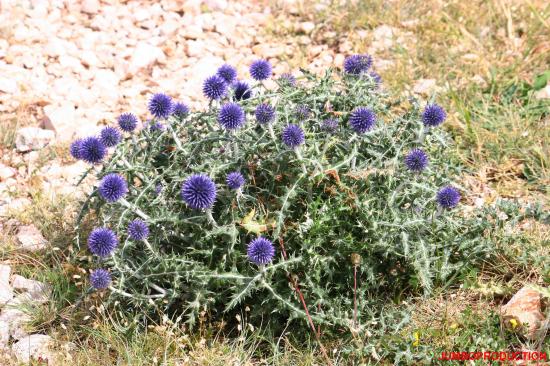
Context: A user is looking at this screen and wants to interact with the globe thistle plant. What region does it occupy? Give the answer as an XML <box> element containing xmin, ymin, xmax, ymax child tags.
<box><xmin>98</xmin><ymin>173</ymin><xmax>128</xmax><ymax>202</ymax></box>
<box><xmin>88</xmin><ymin>227</ymin><xmax>118</xmax><ymax>257</ymax></box>
<box><xmin>226</xmin><ymin>171</ymin><xmax>245</xmax><ymax>190</ymax></box>
<box><xmin>344</xmin><ymin>54</ymin><xmax>372</xmax><ymax>75</ymax></box>
<box><xmin>80</xmin><ymin>136</ymin><xmax>107</xmax><ymax>164</ymax></box>
<box><xmin>90</xmin><ymin>269</ymin><xmax>111</xmax><ymax>290</ymax></box>
<box><xmin>233</xmin><ymin>80</ymin><xmax>252</xmax><ymax>101</ymax></box>
<box><xmin>436</xmin><ymin>186</ymin><xmax>461</xmax><ymax>209</ymax></box>
<box><xmin>282</xmin><ymin>124</ymin><xmax>305</xmax><ymax>148</ymax></box>
<box><xmin>369</xmin><ymin>71</ymin><xmax>382</xmax><ymax>86</ymax></box>
<box><xmin>294</xmin><ymin>105</ymin><xmax>310</xmax><ymax>121</ymax></box>
<box><xmin>155</xmin><ymin>183</ymin><xmax>163</xmax><ymax>196</ymax></box>
<box><xmin>349</xmin><ymin>107</ymin><xmax>376</xmax><ymax>134</ymax></box>
<box><xmin>148</xmin><ymin>93</ymin><xmax>173</xmax><ymax>119</ymax></box>
<box><xmin>128</xmin><ymin>219</ymin><xmax>149</xmax><ymax>241</ymax></box>
<box><xmin>247</xmin><ymin>237</ymin><xmax>275</xmax><ymax>265</ymax></box>
<box><xmin>203</xmin><ymin>75</ymin><xmax>228</xmax><ymax>100</ymax></box>
<box><xmin>250</xmin><ymin>59</ymin><xmax>272</xmax><ymax>81</ymax></box>
<box><xmin>255</xmin><ymin>103</ymin><xmax>276</xmax><ymax>125</ymax></box>
<box><xmin>278</xmin><ymin>73</ymin><xmax>296</xmax><ymax>87</ymax></box>
<box><xmin>172</xmin><ymin>102</ymin><xmax>190</xmax><ymax>119</ymax></box>
<box><xmin>404</xmin><ymin>149</ymin><xmax>429</xmax><ymax>173</ymax></box>
<box><xmin>100</xmin><ymin>126</ymin><xmax>122</xmax><ymax>147</ymax></box>
<box><xmin>74</xmin><ymin>55</ymin><xmax>537</xmax><ymax>342</ymax></box>
<box><xmin>218</xmin><ymin>103</ymin><xmax>245</xmax><ymax>131</ymax></box>
<box><xmin>181</xmin><ymin>174</ymin><xmax>217</xmax><ymax>210</ymax></box>
<box><xmin>70</xmin><ymin>138</ymin><xmax>83</xmax><ymax>160</ymax></box>
<box><xmin>216</xmin><ymin>64</ymin><xmax>237</xmax><ymax>84</ymax></box>
<box><xmin>148</xmin><ymin>121</ymin><xmax>165</xmax><ymax>131</ymax></box>
<box><xmin>118</xmin><ymin>113</ymin><xmax>138</xmax><ymax>132</ymax></box>
<box><xmin>422</xmin><ymin>104</ymin><xmax>447</xmax><ymax>127</ymax></box>
<box><xmin>321</xmin><ymin>118</ymin><xmax>339</xmax><ymax>133</ymax></box>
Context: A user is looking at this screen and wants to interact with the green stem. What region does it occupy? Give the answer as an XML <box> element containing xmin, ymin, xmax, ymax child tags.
<box><xmin>205</xmin><ymin>209</ymin><xmax>218</xmax><ymax>227</ymax></box>
<box><xmin>143</xmin><ymin>239</ymin><xmax>160</xmax><ymax>258</ymax></box>
<box><xmin>120</xmin><ymin>198</ymin><xmax>150</xmax><ymax>220</ymax></box>
<box><xmin>294</xmin><ymin>148</ymin><xmax>308</xmax><ymax>175</ymax></box>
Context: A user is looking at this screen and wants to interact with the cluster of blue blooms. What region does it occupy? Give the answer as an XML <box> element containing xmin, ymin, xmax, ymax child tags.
<box><xmin>76</xmin><ymin>55</ymin><xmax>460</xmax><ymax>291</ymax></box>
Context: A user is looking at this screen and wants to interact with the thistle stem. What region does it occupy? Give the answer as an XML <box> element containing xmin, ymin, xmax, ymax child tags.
<box><xmin>119</xmin><ymin>156</ymin><xmax>148</xmax><ymax>184</ymax></box>
<box><xmin>205</xmin><ymin>209</ymin><xmax>218</xmax><ymax>227</ymax></box>
<box><xmin>168</xmin><ymin>123</ymin><xmax>184</xmax><ymax>151</ymax></box>
<box><xmin>294</xmin><ymin>148</ymin><xmax>308</xmax><ymax>175</ymax></box>
<box><xmin>353</xmin><ymin>265</ymin><xmax>358</xmax><ymax>329</ymax></box>
<box><xmin>389</xmin><ymin>181</ymin><xmax>407</xmax><ymax>206</ymax></box>
<box><xmin>276</xmin><ymin>238</ymin><xmax>333</xmax><ymax>366</ymax></box>
<box><xmin>232</xmin><ymin>138</ymin><xmax>239</xmax><ymax>158</ymax></box>
<box><xmin>143</xmin><ymin>239</ymin><xmax>160</xmax><ymax>258</ymax></box>
<box><xmin>120</xmin><ymin>198</ymin><xmax>150</xmax><ymax>220</ymax></box>
<box><xmin>267</xmin><ymin>124</ymin><xmax>276</xmax><ymax>142</ymax></box>
<box><xmin>417</xmin><ymin>125</ymin><xmax>429</xmax><ymax>144</ymax></box>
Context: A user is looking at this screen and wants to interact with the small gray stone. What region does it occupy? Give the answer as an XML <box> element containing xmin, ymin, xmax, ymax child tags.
<box><xmin>0</xmin><ymin>164</ymin><xmax>16</xmax><ymax>181</ymax></box>
<box><xmin>16</xmin><ymin>225</ymin><xmax>49</xmax><ymax>252</ymax></box>
<box><xmin>12</xmin><ymin>334</ymin><xmax>53</xmax><ymax>364</ymax></box>
<box><xmin>11</xmin><ymin>275</ymin><xmax>51</xmax><ymax>303</ymax></box>
<box><xmin>81</xmin><ymin>0</ymin><xmax>100</xmax><ymax>14</ymax></box>
<box><xmin>0</xmin><ymin>264</ymin><xmax>14</xmax><ymax>305</ymax></box>
<box><xmin>413</xmin><ymin>79</ymin><xmax>437</xmax><ymax>95</ymax></box>
<box><xmin>0</xmin><ymin>303</ymin><xmax>31</xmax><ymax>340</ymax></box>
<box><xmin>15</xmin><ymin>127</ymin><xmax>55</xmax><ymax>153</ymax></box>
<box><xmin>0</xmin><ymin>320</ymin><xmax>9</xmax><ymax>349</ymax></box>
<box><xmin>299</xmin><ymin>21</ymin><xmax>315</xmax><ymax>34</ymax></box>
<box><xmin>535</xmin><ymin>84</ymin><xmax>550</xmax><ymax>100</ymax></box>
<box><xmin>0</xmin><ymin>77</ymin><xmax>17</xmax><ymax>94</ymax></box>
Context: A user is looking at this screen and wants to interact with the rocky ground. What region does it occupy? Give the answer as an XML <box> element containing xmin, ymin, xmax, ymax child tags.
<box><xmin>0</xmin><ymin>0</ymin><xmax>332</xmax><ymax>363</ymax></box>
<box><xmin>0</xmin><ymin>0</ymin><xmax>547</xmax><ymax>364</ymax></box>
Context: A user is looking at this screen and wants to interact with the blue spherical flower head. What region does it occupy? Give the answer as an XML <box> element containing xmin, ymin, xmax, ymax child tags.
<box><xmin>80</xmin><ymin>136</ymin><xmax>107</xmax><ymax>164</ymax></box>
<box><xmin>181</xmin><ymin>174</ymin><xmax>217</xmax><ymax>210</ymax></box>
<box><xmin>70</xmin><ymin>138</ymin><xmax>83</xmax><ymax>160</ymax></box>
<box><xmin>216</xmin><ymin>64</ymin><xmax>237</xmax><ymax>84</ymax></box>
<box><xmin>321</xmin><ymin>118</ymin><xmax>339</xmax><ymax>133</ymax></box>
<box><xmin>349</xmin><ymin>107</ymin><xmax>376</xmax><ymax>134</ymax></box>
<box><xmin>90</xmin><ymin>269</ymin><xmax>111</xmax><ymax>290</ymax></box>
<box><xmin>88</xmin><ymin>227</ymin><xmax>118</xmax><ymax>257</ymax></box>
<box><xmin>218</xmin><ymin>102</ymin><xmax>245</xmax><ymax>130</ymax></box>
<box><xmin>148</xmin><ymin>121</ymin><xmax>164</xmax><ymax>131</ymax></box>
<box><xmin>369</xmin><ymin>71</ymin><xmax>382</xmax><ymax>85</ymax></box>
<box><xmin>233</xmin><ymin>80</ymin><xmax>252</xmax><ymax>101</ymax></box>
<box><xmin>203</xmin><ymin>75</ymin><xmax>228</xmax><ymax>100</ymax></box>
<box><xmin>118</xmin><ymin>113</ymin><xmax>138</xmax><ymax>132</ymax></box>
<box><xmin>128</xmin><ymin>219</ymin><xmax>149</xmax><ymax>241</ymax></box>
<box><xmin>247</xmin><ymin>237</ymin><xmax>275</xmax><ymax>265</ymax></box>
<box><xmin>278</xmin><ymin>73</ymin><xmax>296</xmax><ymax>87</ymax></box>
<box><xmin>404</xmin><ymin>149</ymin><xmax>429</xmax><ymax>172</ymax></box>
<box><xmin>172</xmin><ymin>102</ymin><xmax>190</xmax><ymax>119</ymax></box>
<box><xmin>295</xmin><ymin>105</ymin><xmax>310</xmax><ymax>121</ymax></box>
<box><xmin>345</xmin><ymin>54</ymin><xmax>372</xmax><ymax>74</ymax></box>
<box><xmin>436</xmin><ymin>186</ymin><xmax>461</xmax><ymax>209</ymax></box>
<box><xmin>422</xmin><ymin>104</ymin><xmax>446</xmax><ymax>127</ymax></box>
<box><xmin>148</xmin><ymin>93</ymin><xmax>173</xmax><ymax>119</ymax></box>
<box><xmin>295</xmin><ymin>105</ymin><xmax>309</xmax><ymax>120</ymax></box>
<box><xmin>100</xmin><ymin>126</ymin><xmax>122</xmax><ymax>147</ymax></box>
<box><xmin>255</xmin><ymin>103</ymin><xmax>276</xmax><ymax>125</ymax></box>
<box><xmin>250</xmin><ymin>59</ymin><xmax>272</xmax><ymax>81</ymax></box>
<box><xmin>99</xmin><ymin>173</ymin><xmax>128</xmax><ymax>202</ymax></box>
<box><xmin>282</xmin><ymin>124</ymin><xmax>305</xmax><ymax>148</ymax></box>
<box><xmin>226</xmin><ymin>171</ymin><xmax>245</xmax><ymax>190</ymax></box>
<box><xmin>155</xmin><ymin>183</ymin><xmax>163</xmax><ymax>196</ymax></box>
<box><xmin>344</xmin><ymin>54</ymin><xmax>372</xmax><ymax>74</ymax></box>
